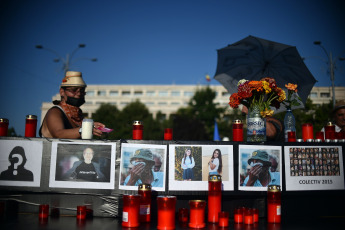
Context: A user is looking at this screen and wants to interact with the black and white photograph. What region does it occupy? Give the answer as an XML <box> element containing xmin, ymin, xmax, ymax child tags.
<box><xmin>49</xmin><ymin>142</ymin><xmax>116</xmax><ymax>189</ymax></box>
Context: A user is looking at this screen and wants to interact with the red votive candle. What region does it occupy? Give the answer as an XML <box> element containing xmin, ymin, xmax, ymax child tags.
<box><xmin>208</xmin><ymin>174</ymin><xmax>222</xmax><ymax>223</ymax></box>
<box><xmin>189</xmin><ymin>200</ymin><xmax>206</xmax><ymax>228</ymax></box>
<box><xmin>267</xmin><ymin>185</ymin><xmax>281</xmax><ymax>223</ymax></box>
<box><xmin>25</xmin><ymin>115</ymin><xmax>37</xmax><ymax>137</ymax></box>
<box><xmin>164</xmin><ymin>128</ymin><xmax>173</xmax><ymax>140</ymax></box>
<box><xmin>76</xmin><ymin>205</ymin><xmax>86</xmax><ymax>220</ymax></box>
<box><xmin>324</xmin><ymin>122</ymin><xmax>335</xmax><ymax>140</ymax></box>
<box><xmin>218</xmin><ymin>211</ymin><xmax>229</xmax><ymax>227</ymax></box>
<box><xmin>0</xmin><ymin>118</ymin><xmax>9</xmax><ymax>136</ymax></box>
<box><xmin>157</xmin><ymin>196</ymin><xmax>176</xmax><ymax>230</ymax></box>
<box><xmin>234</xmin><ymin>208</ymin><xmax>243</xmax><ymax>224</ymax></box>
<box><xmin>244</xmin><ymin>209</ymin><xmax>254</xmax><ymax>225</ymax></box>
<box><xmin>39</xmin><ymin>204</ymin><xmax>49</xmax><ymax>219</ymax></box>
<box><xmin>178</xmin><ymin>208</ymin><xmax>189</xmax><ymax>223</ymax></box>
<box><xmin>122</xmin><ymin>194</ymin><xmax>141</xmax><ymax>227</ymax></box>
<box><xmin>287</xmin><ymin>131</ymin><xmax>296</xmax><ymax>142</ymax></box>
<box><xmin>253</xmin><ymin>208</ymin><xmax>259</xmax><ymax>223</ymax></box>
<box><xmin>232</xmin><ymin>119</ymin><xmax>244</xmax><ymax>142</ymax></box>
<box><xmin>132</xmin><ymin>120</ymin><xmax>143</xmax><ymax>140</ymax></box>
<box><xmin>138</xmin><ymin>183</ymin><xmax>151</xmax><ymax>222</ymax></box>
<box><xmin>302</xmin><ymin>123</ymin><xmax>313</xmax><ymax>141</ymax></box>
<box><xmin>315</xmin><ymin>131</ymin><xmax>324</xmax><ymax>141</ymax></box>
<box><xmin>335</xmin><ymin>131</ymin><xmax>344</xmax><ymax>140</ymax></box>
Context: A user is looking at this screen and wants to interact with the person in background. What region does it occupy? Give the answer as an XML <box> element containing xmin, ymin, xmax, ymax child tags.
<box><xmin>322</xmin><ymin>100</ymin><xmax>345</xmax><ymax>133</ymax></box>
<box><xmin>243</xmin><ymin>150</ymin><xmax>280</xmax><ymax>187</ymax></box>
<box><xmin>181</xmin><ymin>148</ymin><xmax>195</xmax><ymax>181</ymax></box>
<box><xmin>208</xmin><ymin>149</ymin><xmax>223</xmax><ymax>175</ymax></box>
<box><xmin>39</xmin><ymin>71</ymin><xmax>105</xmax><ymax>138</ymax></box>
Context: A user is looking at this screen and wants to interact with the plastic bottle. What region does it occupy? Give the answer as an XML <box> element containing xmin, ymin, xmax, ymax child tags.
<box><xmin>284</xmin><ymin>108</ymin><xmax>296</xmax><ymax>142</ymax></box>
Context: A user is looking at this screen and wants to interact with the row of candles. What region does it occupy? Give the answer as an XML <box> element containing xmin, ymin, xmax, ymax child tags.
<box><xmin>0</xmin><ymin>115</ymin><xmax>37</xmax><ymax>137</ymax></box>
<box><xmin>122</xmin><ymin>176</ymin><xmax>282</xmax><ymax>229</ymax></box>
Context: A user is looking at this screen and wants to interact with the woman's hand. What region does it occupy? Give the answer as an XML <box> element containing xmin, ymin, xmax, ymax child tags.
<box><xmin>93</xmin><ymin>122</ymin><xmax>105</xmax><ymax>137</ymax></box>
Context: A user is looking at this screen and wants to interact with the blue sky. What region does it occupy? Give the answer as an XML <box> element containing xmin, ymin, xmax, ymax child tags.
<box><xmin>1</xmin><ymin>0</ymin><xmax>345</xmax><ymax>136</ymax></box>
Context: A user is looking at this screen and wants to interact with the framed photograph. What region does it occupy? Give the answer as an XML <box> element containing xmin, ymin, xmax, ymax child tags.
<box><xmin>239</xmin><ymin>145</ymin><xmax>282</xmax><ymax>191</ymax></box>
<box><xmin>119</xmin><ymin>143</ymin><xmax>167</xmax><ymax>192</ymax></box>
<box><xmin>0</xmin><ymin>139</ymin><xmax>43</xmax><ymax>187</ymax></box>
<box><xmin>49</xmin><ymin>142</ymin><xmax>116</xmax><ymax>189</ymax></box>
<box><xmin>284</xmin><ymin>146</ymin><xmax>344</xmax><ymax>191</ymax></box>
<box><xmin>169</xmin><ymin>144</ymin><xmax>234</xmax><ymax>191</ymax></box>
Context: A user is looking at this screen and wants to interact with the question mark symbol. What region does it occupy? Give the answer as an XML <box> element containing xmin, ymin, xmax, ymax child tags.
<box><xmin>12</xmin><ymin>154</ymin><xmax>23</xmax><ymax>176</ymax></box>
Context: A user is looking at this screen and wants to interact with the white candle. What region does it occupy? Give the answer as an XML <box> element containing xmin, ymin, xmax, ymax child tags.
<box><xmin>81</xmin><ymin>119</ymin><xmax>94</xmax><ymax>139</ymax></box>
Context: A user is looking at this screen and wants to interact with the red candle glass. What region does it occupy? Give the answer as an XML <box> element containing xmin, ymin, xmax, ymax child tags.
<box><xmin>0</xmin><ymin>118</ymin><xmax>9</xmax><ymax>136</ymax></box>
<box><xmin>138</xmin><ymin>183</ymin><xmax>151</xmax><ymax>222</ymax></box>
<box><xmin>39</xmin><ymin>204</ymin><xmax>49</xmax><ymax>219</ymax></box>
<box><xmin>157</xmin><ymin>196</ymin><xmax>176</xmax><ymax>230</ymax></box>
<box><xmin>234</xmin><ymin>208</ymin><xmax>243</xmax><ymax>224</ymax></box>
<box><xmin>178</xmin><ymin>208</ymin><xmax>189</xmax><ymax>223</ymax></box>
<box><xmin>208</xmin><ymin>174</ymin><xmax>222</xmax><ymax>223</ymax></box>
<box><xmin>122</xmin><ymin>194</ymin><xmax>141</xmax><ymax>227</ymax></box>
<box><xmin>132</xmin><ymin>120</ymin><xmax>143</xmax><ymax>140</ymax></box>
<box><xmin>244</xmin><ymin>209</ymin><xmax>254</xmax><ymax>225</ymax></box>
<box><xmin>189</xmin><ymin>200</ymin><xmax>206</xmax><ymax>228</ymax></box>
<box><xmin>267</xmin><ymin>185</ymin><xmax>281</xmax><ymax>223</ymax></box>
<box><xmin>336</xmin><ymin>131</ymin><xmax>345</xmax><ymax>140</ymax></box>
<box><xmin>324</xmin><ymin>122</ymin><xmax>335</xmax><ymax>140</ymax></box>
<box><xmin>25</xmin><ymin>115</ymin><xmax>37</xmax><ymax>137</ymax></box>
<box><xmin>287</xmin><ymin>131</ymin><xmax>296</xmax><ymax>142</ymax></box>
<box><xmin>76</xmin><ymin>205</ymin><xmax>86</xmax><ymax>220</ymax></box>
<box><xmin>253</xmin><ymin>208</ymin><xmax>259</xmax><ymax>223</ymax></box>
<box><xmin>164</xmin><ymin>128</ymin><xmax>173</xmax><ymax>140</ymax></box>
<box><xmin>232</xmin><ymin>119</ymin><xmax>243</xmax><ymax>142</ymax></box>
<box><xmin>315</xmin><ymin>131</ymin><xmax>324</xmax><ymax>141</ymax></box>
<box><xmin>218</xmin><ymin>211</ymin><xmax>229</xmax><ymax>227</ymax></box>
<box><xmin>302</xmin><ymin>123</ymin><xmax>313</xmax><ymax>141</ymax></box>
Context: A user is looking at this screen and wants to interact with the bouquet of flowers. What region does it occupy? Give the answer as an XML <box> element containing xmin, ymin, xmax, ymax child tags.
<box><xmin>229</xmin><ymin>77</ymin><xmax>286</xmax><ymax>117</ymax></box>
<box><xmin>282</xmin><ymin>83</ymin><xmax>302</xmax><ymax>109</ymax></box>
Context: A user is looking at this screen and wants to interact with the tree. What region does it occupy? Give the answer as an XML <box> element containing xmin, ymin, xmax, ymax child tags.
<box><xmin>92</xmin><ymin>103</ymin><xmax>120</xmax><ymax>140</ymax></box>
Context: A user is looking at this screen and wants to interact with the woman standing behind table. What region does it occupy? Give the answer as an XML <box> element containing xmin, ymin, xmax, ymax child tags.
<box><xmin>181</xmin><ymin>148</ymin><xmax>195</xmax><ymax>181</ymax></box>
<box><xmin>208</xmin><ymin>149</ymin><xmax>223</xmax><ymax>175</ymax></box>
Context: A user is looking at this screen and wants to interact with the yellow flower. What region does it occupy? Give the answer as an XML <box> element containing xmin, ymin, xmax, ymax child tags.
<box><xmin>260</xmin><ymin>108</ymin><xmax>274</xmax><ymax>117</ymax></box>
<box><xmin>262</xmin><ymin>81</ymin><xmax>271</xmax><ymax>94</ymax></box>
<box><xmin>285</xmin><ymin>83</ymin><xmax>298</xmax><ymax>92</ymax></box>
<box><xmin>277</xmin><ymin>88</ymin><xmax>286</xmax><ymax>102</ymax></box>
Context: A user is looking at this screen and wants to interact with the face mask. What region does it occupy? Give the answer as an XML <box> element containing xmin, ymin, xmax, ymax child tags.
<box><xmin>131</xmin><ymin>161</ymin><xmax>146</xmax><ymax>166</ymax></box>
<box><xmin>250</xmin><ymin>162</ymin><xmax>263</xmax><ymax>167</ymax></box>
<box><xmin>66</xmin><ymin>96</ymin><xmax>85</xmax><ymax>107</ymax></box>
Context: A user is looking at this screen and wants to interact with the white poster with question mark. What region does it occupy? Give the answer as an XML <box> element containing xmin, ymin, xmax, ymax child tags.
<box><xmin>0</xmin><ymin>139</ymin><xmax>43</xmax><ymax>187</ymax></box>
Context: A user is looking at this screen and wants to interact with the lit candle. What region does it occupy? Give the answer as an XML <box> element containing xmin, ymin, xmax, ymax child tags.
<box><xmin>232</xmin><ymin>119</ymin><xmax>244</xmax><ymax>141</ymax></box>
<box><xmin>157</xmin><ymin>196</ymin><xmax>176</xmax><ymax>230</ymax></box>
<box><xmin>253</xmin><ymin>208</ymin><xmax>259</xmax><ymax>223</ymax></box>
<box><xmin>178</xmin><ymin>208</ymin><xmax>189</xmax><ymax>223</ymax></box>
<box><xmin>138</xmin><ymin>183</ymin><xmax>152</xmax><ymax>222</ymax></box>
<box><xmin>302</xmin><ymin>123</ymin><xmax>313</xmax><ymax>141</ymax></box>
<box><xmin>324</xmin><ymin>122</ymin><xmax>335</xmax><ymax>140</ymax></box>
<box><xmin>287</xmin><ymin>131</ymin><xmax>296</xmax><ymax>142</ymax></box>
<box><xmin>76</xmin><ymin>205</ymin><xmax>86</xmax><ymax>220</ymax></box>
<box><xmin>189</xmin><ymin>200</ymin><xmax>206</xmax><ymax>228</ymax></box>
<box><xmin>218</xmin><ymin>211</ymin><xmax>229</xmax><ymax>227</ymax></box>
<box><xmin>133</xmin><ymin>120</ymin><xmax>143</xmax><ymax>140</ymax></box>
<box><xmin>122</xmin><ymin>194</ymin><xmax>141</xmax><ymax>227</ymax></box>
<box><xmin>39</xmin><ymin>204</ymin><xmax>49</xmax><ymax>219</ymax></box>
<box><xmin>267</xmin><ymin>185</ymin><xmax>281</xmax><ymax>223</ymax></box>
<box><xmin>25</xmin><ymin>115</ymin><xmax>37</xmax><ymax>137</ymax></box>
<box><xmin>0</xmin><ymin>118</ymin><xmax>9</xmax><ymax>137</ymax></box>
<box><xmin>244</xmin><ymin>209</ymin><xmax>254</xmax><ymax>224</ymax></box>
<box><xmin>208</xmin><ymin>174</ymin><xmax>222</xmax><ymax>223</ymax></box>
<box><xmin>164</xmin><ymin>128</ymin><xmax>173</xmax><ymax>140</ymax></box>
<box><xmin>233</xmin><ymin>208</ymin><xmax>243</xmax><ymax>224</ymax></box>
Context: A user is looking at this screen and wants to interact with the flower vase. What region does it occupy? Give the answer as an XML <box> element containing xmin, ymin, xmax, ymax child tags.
<box><xmin>284</xmin><ymin>107</ymin><xmax>296</xmax><ymax>142</ymax></box>
<box><xmin>247</xmin><ymin>104</ymin><xmax>266</xmax><ymax>142</ymax></box>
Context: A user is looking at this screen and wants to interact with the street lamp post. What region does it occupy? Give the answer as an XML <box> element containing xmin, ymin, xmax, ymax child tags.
<box><xmin>35</xmin><ymin>44</ymin><xmax>97</xmax><ymax>74</ymax></box>
<box><xmin>313</xmin><ymin>41</ymin><xmax>344</xmax><ymax>108</ymax></box>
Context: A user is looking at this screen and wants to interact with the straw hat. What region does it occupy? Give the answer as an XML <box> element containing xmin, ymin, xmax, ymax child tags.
<box><xmin>61</xmin><ymin>71</ymin><xmax>86</xmax><ymax>87</ymax></box>
<box><xmin>332</xmin><ymin>100</ymin><xmax>345</xmax><ymax>114</ymax></box>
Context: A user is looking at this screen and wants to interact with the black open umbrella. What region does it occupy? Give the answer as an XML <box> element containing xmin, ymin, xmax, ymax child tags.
<box><xmin>214</xmin><ymin>35</ymin><xmax>317</xmax><ymax>111</ymax></box>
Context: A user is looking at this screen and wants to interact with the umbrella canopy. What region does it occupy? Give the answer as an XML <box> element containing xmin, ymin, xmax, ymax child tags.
<box><xmin>214</xmin><ymin>35</ymin><xmax>317</xmax><ymax>111</ymax></box>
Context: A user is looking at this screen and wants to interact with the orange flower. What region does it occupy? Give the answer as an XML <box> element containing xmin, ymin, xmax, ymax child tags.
<box><xmin>248</xmin><ymin>81</ymin><xmax>263</xmax><ymax>92</ymax></box>
<box><xmin>229</xmin><ymin>93</ymin><xmax>241</xmax><ymax>108</ymax></box>
<box><xmin>285</xmin><ymin>83</ymin><xmax>298</xmax><ymax>93</ymax></box>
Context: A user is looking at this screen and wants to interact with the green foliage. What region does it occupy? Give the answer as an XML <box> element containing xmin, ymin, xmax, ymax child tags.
<box><xmin>174</xmin><ymin>146</ymin><xmax>202</xmax><ymax>181</ymax></box>
<box><xmin>7</xmin><ymin>127</ymin><xmax>19</xmax><ymax>137</ymax></box>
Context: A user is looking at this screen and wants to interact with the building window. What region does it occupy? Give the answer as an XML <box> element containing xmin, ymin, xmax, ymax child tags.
<box><xmin>145</xmin><ymin>102</ymin><xmax>154</xmax><ymax>105</ymax></box>
<box><xmin>122</xmin><ymin>91</ymin><xmax>131</xmax><ymax>96</ymax></box>
<box><xmin>109</xmin><ymin>91</ymin><xmax>119</xmax><ymax>96</ymax></box>
<box><xmin>320</xmin><ymin>93</ymin><xmax>330</xmax><ymax>98</ymax></box>
<box><xmin>95</xmin><ymin>101</ymin><xmax>105</xmax><ymax>105</ymax></box>
<box><xmin>309</xmin><ymin>92</ymin><xmax>317</xmax><ymax>98</ymax></box>
<box><xmin>158</xmin><ymin>91</ymin><xmax>168</xmax><ymax>97</ymax></box>
<box><xmin>146</xmin><ymin>91</ymin><xmax>155</xmax><ymax>96</ymax></box>
<box><xmin>134</xmin><ymin>91</ymin><xmax>143</xmax><ymax>96</ymax></box>
<box><xmin>184</xmin><ymin>91</ymin><xmax>194</xmax><ymax>97</ymax></box>
<box><xmin>120</xmin><ymin>102</ymin><xmax>129</xmax><ymax>105</ymax></box>
<box><xmin>158</xmin><ymin>102</ymin><xmax>167</xmax><ymax>105</ymax></box>
<box><xmin>171</xmin><ymin>102</ymin><xmax>180</xmax><ymax>105</ymax></box>
<box><xmin>171</xmin><ymin>91</ymin><xmax>180</xmax><ymax>96</ymax></box>
<box><xmin>97</xmin><ymin>90</ymin><xmax>106</xmax><ymax>96</ymax></box>
<box><xmin>86</xmin><ymin>91</ymin><xmax>95</xmax><ymax>96</ymax></box>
